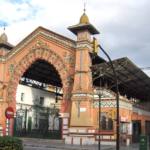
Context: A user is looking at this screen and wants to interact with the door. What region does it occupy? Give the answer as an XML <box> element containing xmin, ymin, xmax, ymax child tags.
<box><xmin>132</xmin><ymin>120</ymin><xmax>141</xmax><ymax>143</ymax></box>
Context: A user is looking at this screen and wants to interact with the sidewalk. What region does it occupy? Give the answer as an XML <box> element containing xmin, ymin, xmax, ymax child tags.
<box><xmin>22</xmin><ymin>138</ymin><xmax>139</xmax><ymax>150</ymax></box>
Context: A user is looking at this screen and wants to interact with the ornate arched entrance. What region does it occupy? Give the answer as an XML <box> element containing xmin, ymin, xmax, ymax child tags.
<box><xmin>7</xmin><ymin>44</ymin><xmax>71</xmax><ymax>107</ymax></box>
<box><xmin>2</xmin><ymin>36</ymin><xmax>74</xmax><ymax>137</ymax></box>
<box><xmin>13</xmin><ymin>57</ymin><xmax>65</xmax><ymax>138</ymax></box>
<box><xmin>0</xmin><ymin>10</ymin><xmax>98</xmax><ymax>143</ymax></box>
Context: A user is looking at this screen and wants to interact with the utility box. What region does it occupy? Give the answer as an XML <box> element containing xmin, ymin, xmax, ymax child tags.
<box><xmin>139</xmin><ymin>135</ymin><xmax>149</xmax><ymax>150</ymax></box>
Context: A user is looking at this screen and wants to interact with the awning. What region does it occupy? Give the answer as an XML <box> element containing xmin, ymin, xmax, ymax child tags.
<box><xmin>92</xmin><ymin>57</ymin><xmax>150</xmax><ymax>101</ymax></box>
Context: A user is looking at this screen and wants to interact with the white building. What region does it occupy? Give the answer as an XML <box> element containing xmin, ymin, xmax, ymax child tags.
<box><xmin>15</xmin><ymin>84</ymin><xmax>62</xmax><ymax>137</ymax></box>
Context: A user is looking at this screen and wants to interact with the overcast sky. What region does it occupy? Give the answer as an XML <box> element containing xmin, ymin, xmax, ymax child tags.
<box><xmin>0</xmin><ymin>0</ymin><xmax>150</xmax><ymax>75</ymax></box>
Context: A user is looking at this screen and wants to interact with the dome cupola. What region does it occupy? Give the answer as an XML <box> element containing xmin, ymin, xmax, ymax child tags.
<box><xmin>79</xmin><ymin>13</ymin><xmax>89</xmax><ymax>24</ymax></box>
<box><xmin>0</xmin><ymin>28</ymin><xmax>13</xmax><ymax>51</ymax></box>
<box><xmin>68</xmin><ymin>6</ymin><xmax>99</xmax><ymax>36</ymax></box>
<box><xmin>0</xmin><ymin>32</ymin><xmax>8</xmax><ymax>44</ymax></box>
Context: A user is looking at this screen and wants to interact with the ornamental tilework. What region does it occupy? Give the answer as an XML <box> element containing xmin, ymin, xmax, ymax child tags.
<box><xmin>93</xmin><ymin>100</ymin><xmax>116</xmax><ymax>108</ymax></box>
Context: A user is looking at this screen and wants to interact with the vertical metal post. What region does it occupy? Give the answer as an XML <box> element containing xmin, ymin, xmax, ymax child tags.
<box><xmin>24</xmin><ymin>108</ymin><xmax>27</xmax><ymax>133</ymax></box>
<box><xmin>116</xmin><ymin>90</ymin><xmax>120</xmax><ymax>150</ymax></box>
<box><xmin>98</xmin><ymin>72</ymin><xmax>102</xmax><ymax>150</ymax></box>
<box><xmin>55</xmin><ymin>86</ymin><xmax>58</xmax><ymax>103</ymax></box>
<box><xmin>98</xmin><ymin>86</ymin><xmax>101</xmax><ymax>150</ymax></box>
<box><xmin>34</xmin><ymin>103</ymin><xmax>38</xmax><ymax>128</ymax></box>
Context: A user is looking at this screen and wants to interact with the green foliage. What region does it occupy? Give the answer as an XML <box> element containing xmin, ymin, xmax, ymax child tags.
<box><xmin>0</xmin><ymin>136</ymin><xmax>23</xmax><ymax>150</ymax></box>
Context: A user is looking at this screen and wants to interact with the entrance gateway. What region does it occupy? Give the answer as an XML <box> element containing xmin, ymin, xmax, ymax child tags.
<box><xmin>13</xmin><ymin>59</ymin><xmax>63</xmax><ymax>139</ymax></box>
<box><xmin>0</xmin><ymin>10</ymin><xmax>100</xmax><ymax>144</ymax></box>
<box><xmin>1</xmin><ymin>10</ymin><xmax>150</xmax><ymax>145</ymax></box>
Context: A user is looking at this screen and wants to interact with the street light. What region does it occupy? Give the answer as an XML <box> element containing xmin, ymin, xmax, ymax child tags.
<box><xmin>98</xmin><ymin>45</ymin><xmax>120</xmax><ymax>150</ymax></box>
<box><xmin>92</xmin><ymin>38</ymin><xmax>120</xmax><ymax>150</ymax></box>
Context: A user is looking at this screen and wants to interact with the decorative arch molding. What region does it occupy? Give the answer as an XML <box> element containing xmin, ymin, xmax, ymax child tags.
<box><xmin>7</xmin><ymin>40</ymin><xmax>73</xmax><ymax>104</ymax></box>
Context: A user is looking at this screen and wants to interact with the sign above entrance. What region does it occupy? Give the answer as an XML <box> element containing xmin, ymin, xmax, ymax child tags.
<box><xmin>5</xmin><ymin>107</ymin><xmax>14</xmax><ymax>119</ymax></box>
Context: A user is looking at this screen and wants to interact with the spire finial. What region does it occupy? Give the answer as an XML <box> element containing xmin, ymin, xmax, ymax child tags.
<box><xmin>79</xmin><ymin>1</ymin><xmax>89</xmax><ymax>24</ymax></box>
<box><xmin>84</xmin><ymin>1</ymin><xmax>86</xmax><ymax>13</ymax></box>
<box><xmin>3</xmin><ymin>23</ymin><xmax>6</xmax><ymax>32</ymax></box>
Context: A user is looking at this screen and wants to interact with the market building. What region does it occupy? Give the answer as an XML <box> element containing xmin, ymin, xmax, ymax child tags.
<box><xmin>0</xmin><ymin>11</ymin><xmax>150</xmax><ymax>145</ymax></box>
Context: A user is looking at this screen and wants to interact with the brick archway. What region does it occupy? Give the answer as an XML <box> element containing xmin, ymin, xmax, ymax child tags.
<box><xmin>7</xmin><ymin>42</ymin><xmax>72</xmax><ymax>112</ymax></box>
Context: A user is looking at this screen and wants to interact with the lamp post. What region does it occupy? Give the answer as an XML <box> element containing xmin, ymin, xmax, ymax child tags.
<box><xmin>92</xmin><ymin>37</ymin><xmax>120</xmax><ymax>150</ymax></box>
<box><xmin>98</xmin><ymin>91</ymin><xmax>101</xmax><ymax>150</ymax></box>
<box><xmin>98</xmin><ymin>76</ymin><xmax>102</xmax><ymax>150</ymax></box>
<box><xmin>98</xmin><ymin>45</ymin><xmax>120</xmax><ymax>150</ymax></box>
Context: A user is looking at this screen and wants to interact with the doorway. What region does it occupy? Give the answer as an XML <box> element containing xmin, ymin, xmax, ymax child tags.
<box><xmin>132</xmin><ymin>120</ymin><xmax>141</xmax><ymax>143</ymax></box>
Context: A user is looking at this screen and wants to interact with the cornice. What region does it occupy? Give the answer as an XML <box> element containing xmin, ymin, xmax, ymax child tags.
<box><xmin>76</xmin><ymin>41</ymin><xmax>92</xmax><ymax>51</ymax></box>
<box><xmin>40</xmin><ymin>30</ymin><xmax>76</xmax><ymax>49</ymax></box>
<box><xmin>0</xmin><ymin>27</ymin><xmax>77</xmax><ymax>62</ymax></box>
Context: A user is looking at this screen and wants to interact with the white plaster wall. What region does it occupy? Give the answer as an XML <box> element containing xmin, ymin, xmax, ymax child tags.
<box><xmin>16</xmin><ymin>84</ymin><xmax>56</xmax><ymax>107</ymax></box>
<box><xmin>15</xmin><ymin>84</ymin><xmax>61</xmax><ymax>130</ymax></box>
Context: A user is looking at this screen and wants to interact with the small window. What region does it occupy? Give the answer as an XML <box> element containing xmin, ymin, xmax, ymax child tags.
<box><xmin>120</xmin><ymin>123</ymin><xmax>128</xmax><ymax>133</ymax></box>
<box><xmin>21</xmin><ymin>93</ymin><xmax>25</xmax><ymax>101</ymax></box>
<box><xmin>39</xmin><ymin>97</ymin><xmax>44</xmax><ymax>105</ymax></box>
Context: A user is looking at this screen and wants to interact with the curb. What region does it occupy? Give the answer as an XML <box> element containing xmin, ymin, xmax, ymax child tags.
<box><xmin>24</xmin><ymin>144</ymin><xmax>115</xmax><ymax>150</ymax></box>
<box><xmin>24</xmin><ymin>144</ymin><xmax>89</xmax><ymax>150</ymax></box>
